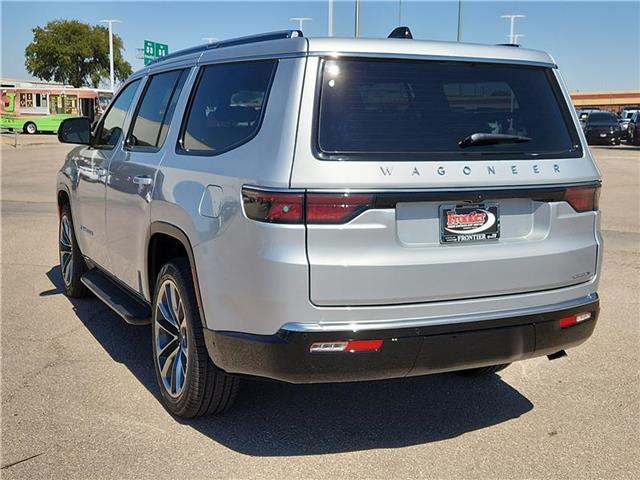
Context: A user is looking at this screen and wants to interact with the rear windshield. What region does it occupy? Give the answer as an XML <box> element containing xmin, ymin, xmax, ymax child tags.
<box><xmin>316</xmin><ymin>58</ymin><xmax>581</xmax><ymax>161</ymax></box>
<box><xmin>588</xmin><ymin>112</ymin><xmax>617</xmax><ymax>123</ymax></box>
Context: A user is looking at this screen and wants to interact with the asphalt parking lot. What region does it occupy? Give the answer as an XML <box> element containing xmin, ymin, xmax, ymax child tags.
<box><xmin>1</xmin><ymin>141</ymin><xmax>639</xmax><ymax>479</ymax></box>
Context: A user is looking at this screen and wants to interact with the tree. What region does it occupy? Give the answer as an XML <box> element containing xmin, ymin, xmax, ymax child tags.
<box><xmin>25</xmin><ymin>20</ymin><xmax>132</xmax><ymax>88</ymax></box>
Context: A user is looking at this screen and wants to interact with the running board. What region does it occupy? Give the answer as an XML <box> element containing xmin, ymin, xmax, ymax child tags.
<box><xmin>81</xmin><ymin>269</ymin><xmax>151</xmax><ymax>326</ymax></box>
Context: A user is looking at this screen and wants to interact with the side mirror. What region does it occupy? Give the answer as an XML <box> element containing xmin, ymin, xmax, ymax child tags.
<box><xmin>58</xmin><ymin>117</ymin><xmax>92</xmax><ymax>145</ymax></box>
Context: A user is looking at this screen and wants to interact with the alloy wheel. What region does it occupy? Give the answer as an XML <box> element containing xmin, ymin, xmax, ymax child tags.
<box><xmin>59</xmin><ymin>215</ymin><xmax>74</xmax><ymax>287</ymax></box>
<box><xmin>154</xmin><ymin>279</ymin><xmax>189</xmax><ymax>398</ymax></box>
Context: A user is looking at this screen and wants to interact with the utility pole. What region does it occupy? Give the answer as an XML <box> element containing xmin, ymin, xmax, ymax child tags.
<box><xmin>328</xmin><ymin>0</ymin><xmax>334</xmax><ymax>36</ymax></box>
<box><xmin>398</xmin><ymin>0</ymin><xmax>402</xmax><ymax>26</ymax></box>
<box><xmin>500</xmin><ymin>14</ymin><xmax>525</xmax><ymax>44</ymax></box>
<box><xmin>457</xmin><ymin>0</ymin><xmax>463</xmax><ymax>41</ymax></box>
<box><xmin>355</xmin><ymin>0</ymin><xmax>361</xmax><ymax>37</ymax></box>
<box><xmin>290</xmin><ymin>17</ymin><xmax>312</xmax><ymax>33</ymax></box>
<box><xmin>100</xmin><ymin>19</ymin><xmax>121</xmax><ymax>92</ymax></box>
<box><xmin>512</xmin><ymin>33</ymin><xmax>525</xmax><ymax>45</ymax></box>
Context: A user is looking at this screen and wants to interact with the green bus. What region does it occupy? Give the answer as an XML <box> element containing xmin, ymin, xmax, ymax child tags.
<box><xmin>1</xmin><ymin>82</ymin><xmax>112</xmax><ymax>134</ymax></box>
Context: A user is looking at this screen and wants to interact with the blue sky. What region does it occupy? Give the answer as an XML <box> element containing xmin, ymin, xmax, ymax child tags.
<box><xmin>1</xmin><ymin>0</ymin><xmax>638</xmax><ymax>91</ymax></box>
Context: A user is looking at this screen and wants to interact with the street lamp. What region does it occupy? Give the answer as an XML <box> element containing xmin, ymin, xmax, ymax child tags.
<box><xmin>500</xmin><ymin>14</ymin><xmax>525</xmax><ymax>45</ymax></box>
<box><xmin>100</xmin><ymin>19</ymin><xmax>121</xmax><ymax>92</ymax></box>
<box><xmin>290</xmin><ymin>17</ymin><xmax>312</xmax><ymax>33</ymax></box>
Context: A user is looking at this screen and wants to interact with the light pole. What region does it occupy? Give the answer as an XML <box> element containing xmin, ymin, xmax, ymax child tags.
<box><xmin>328</xmin><ymin>0</ymin><xmax>334</xmax><ymax>36</ymax></box>
<box><xmin>100</xmin><ymin>18</ymin><xmax>120</xmax><ymax>92</ymax></box>
<box><xmin>512</xmin><ymin>33</ymin><xmax>525</xmax><ymax>45</ymax></box>
<box><xmin>290</xmin><ymin>17</ymin><xmax>312</xmax><ymax>33</ymax></box>
<box><xmin>100</xmin><ymin>19</ymin><xmax>121</xmax><ymax>92</ymax></box>
<box><xmin>457</xmin><ymin>0</ymin><xmax>464</xmax><ymax>41</ymax></box>
<box><xmin>355</xmin><ymin>0</ymin><xmax>361</xmax><ymax>37</ymax></box>
<box><xmin>500</xmin><ymin>14</ymin><xmax>525</xmax><ymax>44</ymax></box>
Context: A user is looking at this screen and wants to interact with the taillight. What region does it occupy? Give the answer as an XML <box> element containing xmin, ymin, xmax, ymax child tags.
<box><xmin>242</xmin><ymin>188</ymin><xmax>374</xmax><ymax>224</ymax></box>
<box><xmin>563</xmin><ymin>185</ymin><xmax>600</xmax><ymax>212</ymax></box>
<box><xmin>242</xmin><ymin>188</ymin><xmax>304</xmax><ymax>224</ymax></box>
<box><xmin>306</xmin><ymin>193</ymin><xmax>374</xmax><ymax>224</ymax></box>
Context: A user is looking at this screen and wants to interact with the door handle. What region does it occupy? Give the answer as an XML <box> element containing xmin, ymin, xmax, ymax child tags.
<box><xmin>132</xmin><ymin>175</ymin><xmax>153</xmax><ymax>186</ymax></box>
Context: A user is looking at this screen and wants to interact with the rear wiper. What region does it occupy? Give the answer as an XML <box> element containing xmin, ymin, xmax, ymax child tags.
<box><xmin>459</xmin><ymin>133</ymin><xmax>532</xmax><ymax>148</ymax></box>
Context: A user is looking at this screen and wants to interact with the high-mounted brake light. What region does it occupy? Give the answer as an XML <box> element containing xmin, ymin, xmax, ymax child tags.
<box><xmin>309</xmin><ymin>339</ymin><xmax>384</xmax><ymax>353</ymax></box>
<box><xmin>563</xmin><ymin>186</ymin><xmax>600</xmax><ymax>212</ymax></box>
<box><xmin>559</xmin><ymin>312</ymin><xmax>592</xmax><ymax>329</ymax></box>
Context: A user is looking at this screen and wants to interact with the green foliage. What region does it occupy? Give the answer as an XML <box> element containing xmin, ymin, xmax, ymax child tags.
<box><xmin>25</xmin><ymin>20</ymin><xmax>133</xmax><ymax>88</ymax></box>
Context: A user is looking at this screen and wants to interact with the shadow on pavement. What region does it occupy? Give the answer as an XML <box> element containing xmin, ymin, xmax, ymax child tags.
<box><xmin>45</xmin><ymin>266</ymin><xmax>534</xmax><ymax>456</ymax></box>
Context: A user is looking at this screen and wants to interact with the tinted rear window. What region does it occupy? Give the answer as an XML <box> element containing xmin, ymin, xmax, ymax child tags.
<box><xmin>316</xmin><ymin>59</ymin><xmax>581</xmax><ymax>160</ymax></box>
<box><xmin>588</xmin><ymin>112</ymin><xmax>617</xmax><ymax>123</ymax></box>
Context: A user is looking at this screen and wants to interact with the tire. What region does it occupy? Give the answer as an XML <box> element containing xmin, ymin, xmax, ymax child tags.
<box><xmin>58</xmin><ymin>203</ymin><xmax>89</xmax><ymax>298</ymax></box>
<box><xmin>455</xmin><ymin>363</ymin><xmax>511</xmax><ymax>376</ymax></box>
<box><xmin>23</xmin><ymin>122</ymin><xmax>37</xmax><ymax>134</ymax></box>
<box><xmin>152</xmin><ymin>258</ymin><xmax>239</xmax><ymax>418</ymax></box>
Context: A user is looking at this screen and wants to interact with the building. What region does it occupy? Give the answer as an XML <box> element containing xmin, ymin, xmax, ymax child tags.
<box><xmin>570</xmin><ymin>90</ymin><xmax>640</xmax><ymax>113</ymax></box>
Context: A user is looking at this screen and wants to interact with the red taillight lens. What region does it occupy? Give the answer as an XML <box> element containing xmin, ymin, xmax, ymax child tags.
<box><xmin>242</xmin><ymin>188</ymin><xmax>304</xmax><ymax>224</ymax></box>
<box><xmin>306</xmin><ymin>193</ymin><xmax>374</xmax><ymax>224</ymax></box>
<box><xmin>563</xmin><ymin>186</ymin><xmax>600</xmax><ymax>212</ymax></box>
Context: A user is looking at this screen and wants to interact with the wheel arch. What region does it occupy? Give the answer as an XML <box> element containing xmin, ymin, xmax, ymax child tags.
<box><xmin>147</xmin><ymin>222</ymin><xmax>207</xmax><ymax>327</ymax></box>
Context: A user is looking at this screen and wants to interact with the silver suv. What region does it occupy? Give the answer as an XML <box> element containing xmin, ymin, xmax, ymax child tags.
<box><xmin>57</xmin><ymin>29</ymin><xmax>602</xmax><ymax>418</ymax></box>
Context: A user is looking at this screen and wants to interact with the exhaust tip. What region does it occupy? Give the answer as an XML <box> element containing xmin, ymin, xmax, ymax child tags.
<box><xmin>547</xmin><ymin>350</ymin><xmax>567</xmax><ymax>361</ymax></box>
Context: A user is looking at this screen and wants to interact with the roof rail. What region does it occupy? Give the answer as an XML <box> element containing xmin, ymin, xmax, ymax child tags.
<box><xmin>147</xmin><ymin>30</ymin><xmax>303</xmax><ymax>66</ymax></box>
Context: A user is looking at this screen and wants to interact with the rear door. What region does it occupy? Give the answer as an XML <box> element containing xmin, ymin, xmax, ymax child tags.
<box><xmin>105</xmin><ymin>69</ymin><xmax>189</xmax><ymax>295</ymax></box>
<box><xmin>292</xmin><ymin>57</ymin><xmax>601</xmax><ymax>306</ymax></box>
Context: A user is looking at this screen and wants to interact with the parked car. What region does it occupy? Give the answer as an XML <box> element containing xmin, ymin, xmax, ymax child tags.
<box><xmin>618</xmin><ymin>109</ymin><xmax>639</xmax><ymax>140</ymax></box>
<box><xmin>56</xmin><ymin>29</ymin><xmax>602</xmax><ymax>418</ymax></box>
<box><xmin>627</xmin><ymin>111</ymin><xmax>640</xmax><ymax>145</ymax></box>
<box><xmin>582</xmin><ymin>111</ymin><xmax>621</xmax><ymax>145</ymax></box>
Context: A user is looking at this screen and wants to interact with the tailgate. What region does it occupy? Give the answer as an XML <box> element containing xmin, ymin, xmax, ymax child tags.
<box><xmin>307</xmin><ymin>189</ymin><xmax>598</xmax><ymax>306</ymax></box>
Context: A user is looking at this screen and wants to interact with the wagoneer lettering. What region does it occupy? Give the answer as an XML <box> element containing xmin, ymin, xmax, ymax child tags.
<box><xmin>57</xmin><ymin>28</ymin><xmax>602</xmax><ymax>418</ymax></box>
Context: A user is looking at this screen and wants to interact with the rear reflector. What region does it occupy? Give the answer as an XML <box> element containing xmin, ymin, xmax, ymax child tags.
<box><xmin>559</xmin><ymin>312</ymin><xmax>592</xmax><ymax>329</ymax></box>
<box><xmin>310</xmin><ymin>339</ymin><xmax>383</xmax><ymax>353</ymax></box>
<box><xmin>563</xmin><ymin>186</ymin><xmax>600</xmax><ymax>212</ymax></box>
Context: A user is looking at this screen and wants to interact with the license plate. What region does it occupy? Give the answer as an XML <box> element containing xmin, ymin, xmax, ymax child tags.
<box><xmin>440</xmin><ymin>203</ymin><xmax>500</xmax><ymax>244</ymax></box>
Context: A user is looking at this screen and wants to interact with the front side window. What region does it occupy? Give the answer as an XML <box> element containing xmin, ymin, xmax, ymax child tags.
<box><xmin>180</xmin><ymin>60</ymin><xmax>277</xmax><ymax>154</ymax></box>
<box><xmin>93</xmin><ymin>80</ymin><xmax>141</xmax><ymax>149</ymax></box>
<box><xmin>127</xmin><ymin>69</ymin><xmax>188</xmax><ymax>149</ymax></box>
<box><xmin>317</xmin><ymin>58</ymin><xmax>581</xmax><ymax>160</ymax></box>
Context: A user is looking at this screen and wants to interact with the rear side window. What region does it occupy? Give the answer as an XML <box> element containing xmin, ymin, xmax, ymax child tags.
<box><xmin>316</xmin><ymin>59</ymin><xmax>581</xmax><ymax>161</ymax></box>
<box><xmin>127</xmin><ymin>69</ymin><xmax>188</xmax><ymax>149</ymax></box>
<box><xmin>180</xmin><ymin>60</ymin><xmax>277</xmax><ymax>154</ymax></box>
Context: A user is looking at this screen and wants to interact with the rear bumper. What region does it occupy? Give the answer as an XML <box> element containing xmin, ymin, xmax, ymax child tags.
<box><xmin>204</xmin><ymin>295</ymin><xmax>599</xmax><ymax>383</ymax></box>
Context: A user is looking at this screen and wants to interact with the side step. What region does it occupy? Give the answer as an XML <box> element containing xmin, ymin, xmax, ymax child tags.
<box><xmin>81</xmin><ymin>269</ymin><xmax>152</xmax><ymax>326</ymax></box>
